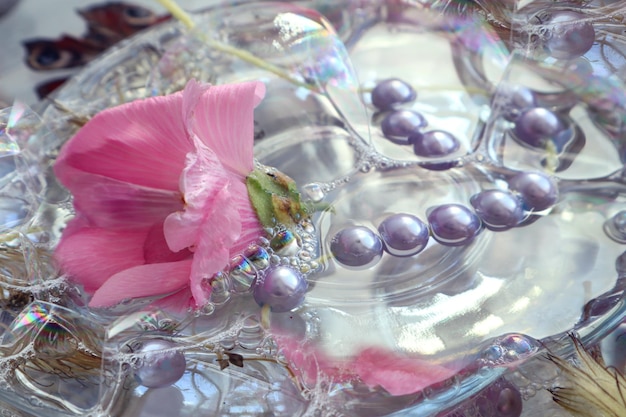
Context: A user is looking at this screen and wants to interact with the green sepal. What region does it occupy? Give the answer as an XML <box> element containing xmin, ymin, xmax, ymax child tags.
<box><xmin>246</xmin><ymin>166</ymin><xmax>308</xmax><ymax>229</ymax></box>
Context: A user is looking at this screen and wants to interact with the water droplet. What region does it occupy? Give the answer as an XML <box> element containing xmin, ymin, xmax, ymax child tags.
<box><xmin>302</xmin><ymin>183</ymin><xmax>326</xmax><ymax>203</ymax></box>
<box><xmin>498</xmin><ymin>334</ymin><xmax>539</xmax><ymax>363</ymax></box>
<box><xmin>238</xmin><ymin>317</ymin><xmax>265</xmax><ymax>349</ymax></box>
<box><xmin>270</xmin><ymin>230</ymin><xmax>300</xmax><ymax>255</ymax></box>
<box><xmin>200</xmin><ymin>303</ymin><xmax>215</xmax><ymax>316</ymax></box>
<box><xmin>220</xmin><ymin>337</ymin><xmax>236</xmax><ymax>350</ymax></box>
<box><xmin>483</xmin><ymin>345</ymin><xmax>504</xmax><ymax>363</ymax></box>
<box><xmin>245</xmin><ymin>245</ymin><xmax>271</xmax><ymax>270</ymax></box>
<box><xmin>204</xmin><ymin>272</ymin><xmax>231</xmax><ymax>305</ymax></box>
<box><xmin>229</xmin><ymin>256</ymin><xmax>257</xmax><ymax>293</ymax></box>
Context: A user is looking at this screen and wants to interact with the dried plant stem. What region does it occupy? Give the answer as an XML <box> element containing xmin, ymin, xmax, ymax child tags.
<box><xmin>155</xmin><ymin>0</ymin><xmax>315</xmax><ymax>90</ymax></box>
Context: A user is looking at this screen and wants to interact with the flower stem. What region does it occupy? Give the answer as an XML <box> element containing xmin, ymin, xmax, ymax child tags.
<box><xmin>155</xmin><ymin>0</ymin><xmax>195</xmax><ymax>29</ymax></box>
<box><xmin>155</xmin><ymin>0</ymin><xmax>316</xmax><ymax>91</ymax></box>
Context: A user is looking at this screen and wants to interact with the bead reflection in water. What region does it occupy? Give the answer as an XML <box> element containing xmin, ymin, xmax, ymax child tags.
<box><xmin>442</xmin><ymin>378</ymin><xmax>524</xmax><ymax>417</ymax></box>
<box><xmin>443</xmin><ymin>378</ymin><xmax>522</xmax><ymax>417</ymax></box>
<box><xmin>134</xmin><ymin>339</ymin><xmax>186</xmax><ymax>389</ymax></box>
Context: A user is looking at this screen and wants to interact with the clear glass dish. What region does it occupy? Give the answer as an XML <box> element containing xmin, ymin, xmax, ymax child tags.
<box><xmin>1</xmin><ymin>0</ymin><xmax>626</xmax><ymax>416</ymax></box>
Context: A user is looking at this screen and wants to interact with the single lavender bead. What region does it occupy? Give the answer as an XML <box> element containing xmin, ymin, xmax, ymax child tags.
<box><xmin>330</xmin><ymin>226</ymin><xmax>383</xmax><ymax>268</ymax></box>
<box><xmin>604</xmin><ymin>211</ymin><xmax>626</xmax><ymax>243</ymax></box>
<box><xmin>253</xmin><ymin>266</ymin><xmax>307</xmax><ymax>313</ymax></box>
<box><xmin>513</xmin><ymin>107</ymin><xmax>564</xmax><ymax>148</ymax></box>
<box><xmin>547</xmin><ymin>11</ymin><xmax>595</xmax><ymax>60</ymax></box>
<box><xmin>455</xmin><ymin>378</ymin><xmax>523</xmax><ymax>417</ymax></box>
<box><xmin>470</xmin><ymin>190</ymin><xmax>524</xmax><ymax>231</ymax></box>
<box><xmin>378</xmin><ymin>213</ymin><xmax>429</xmax><ymax>257</ymax></box>
<box><xmin>612</xmin><ymin>211</ymin><xmax>626</xmax><ymax>237</ymax></box>
<box><xmin>135</xmin><ymin>339</ymin><xmax>186</xmax><ymax>388</ymax></box>
<box><xmin>508</xmin><ymin>172</ymin><xmax>558</xmax><ymax>211</ymax></box>
<box><xmin>371</xmin><ymin>78</ymin><xmax>416</xmax><ymax>110</ymax></box>
<box><xmin>411</xmin><ymin>130</ymin><xmax>460</xmax><ymax>157</ymax></box>
<box><xmin>499</xmin><ymin>85</ymin><xmax>536</xmax><ymax>122</ymax></box>
<box><xmin>427</xmin><ymin>204</ymin><xmax>482</xmax><ymax>246</ymax></box>
<box><xmin>381</xmin><ymin>110</ymin><xmax>427</xmax><ymax>144</ymax></box>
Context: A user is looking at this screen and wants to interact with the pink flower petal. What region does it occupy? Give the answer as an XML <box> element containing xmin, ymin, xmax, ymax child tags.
<box><xmin>188</xmin><ymin>186</ymin><xmax>241</xmax><ymax>305</ymax></box>
<box><xmin>89</xmin><ymin>260</ymin><xmax>193</xmax><ymax>307</ymax></box>
<box><xmin>55</xmin><ymin>90</ymin><xmax>193</xmax><ymax>192</ymax></box>
<box><xmin>227</xmin><ymin>179</ymin><xmax>264</xmax><ymax>256</ymax></box>
<box><xmin>352</xmin><ymin>347</ymin><xmax>460</xmax><ymax>396</ymax></box>
<box><xmin>70</xmin><ymin>173</ymin><xmax>182</xmax><ymax>229</ymax></box>
<box><xmin>181</xmin><ymin>79</ymin><xmax>210</xmax><ymax>125</ymax></box>
<box><xmin>275</xmin><ymin>338</ymin><xmax>460</xmax><ymax>396</ymax></box>
<box><xmin>163</xmin><ymin>143</ymin><xmax>233</xmax><ymax>252</ymax></box>
<box><xmin>144</xmin><ymin>222</ymin><xmax>193</xmax><ymax>264</ymax></box>
<box><xmin>55</xmin><ymin>224</ymin><xmax>147</xmax><ymax>292</ymax></box>
<box><xmin>188</xmin><ymin>81</ymin><xmax>265</xmax><ymax>177</ymax></box>
<box><xmin>150</xmin><ymin>287</ymin><xmax>195</xmax><ymax>313</ymax></box>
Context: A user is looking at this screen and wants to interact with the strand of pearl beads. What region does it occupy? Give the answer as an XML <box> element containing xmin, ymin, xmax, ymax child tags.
<box><xmin>331</xmin><ymin>78</ymin><xmax>559</xmax><ymax>268</ymax></box>
<box><xmin>330</xmin><ymin>171</ymin><xmax>559</xmax><ymax>269</ymax></box>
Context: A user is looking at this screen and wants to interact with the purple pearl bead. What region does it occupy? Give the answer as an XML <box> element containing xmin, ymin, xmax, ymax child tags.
<box><xmin>135</xmin><ymin>339</ymin><xmax>186</xmax><ymax>388</ymax></box>
<box><xmin>547</xmin><ymin>12</ymin><xmax>595</xmax><ymax>60</ymax></box>
<box><xmin>427</xmin><ymin>204</ymin><xmax>482</xmax><ymax>246</ymax></box>
<box><xmin>508</xmin><ymin>172</ymin><xmax>558</xmax><ymax>211</ymax></box>
<box><xmin>330</xmin><ymin>226</ymin><xmax>383</xmax><ymax>268</ymax></box>
<box><xmin>411</xmin><ymin>130</ymin><xmax>460</xmax><ymax>157</ymax></box>
<box><xmin>457</xmin><ymin>378</ymin><xmax>523</xmax><ymax>417</ymax></box>
<box><xmin>470</xmin><ymin>190</ymin><xmax>524</xmax><ymax>231</ymax></box>
<box><xmin>499</xmin><ymin>85</ymin><xmax>536</xmax><ymax>122</ymax></box>
<box><xmin>494</xmin><ymin>387</ymin><xmax>523</xmax><ymax>417</ymax></box>
<box><xmin>253</xmin><ymin>266</ymin><xmax>307</xmax><ymax>313</ymax></box>
<box><xmin>513</xmin><ymin>108</ymin><xmax>564</xmax><ymax>148</ymax></box>
<box><xmin>371</xmin><ymin>78</ymin><xmax>416</xmax><ymax>110</ymax></box>
<box><xmin>378</xmin><ymin>213</ymin><xmax>429</xmax><ymax>257</ymax></box>
<box><xmin>604</xmin><ymin>211</ymin><xmax>626</xmax><ymax>243</ymax></box>
<box><xmin>381</xmin><ymin>110</ymin><xmax>427</xmax><ymax>144</ymax></box>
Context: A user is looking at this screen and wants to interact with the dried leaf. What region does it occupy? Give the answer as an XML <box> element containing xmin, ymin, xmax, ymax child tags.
<box><xmin>227</xmin><ymin>353</ymin><xmax>245</xmax><ymax>368</ymax></box>
<box><xmin>216</xmin><ymin>359</ymin><xmax>230</xmax><ymax>371</ymax></box>
<box><xmin>548</xmin><ymin>335</ymin><xmax>626</xmax><ymax>417</ymax></box>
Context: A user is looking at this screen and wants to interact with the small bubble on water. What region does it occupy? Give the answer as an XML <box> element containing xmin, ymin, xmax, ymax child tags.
<box><xmin>302</xmin><ymin>183</ymin><xmax>325</xmax><ymax>203</ymax></box>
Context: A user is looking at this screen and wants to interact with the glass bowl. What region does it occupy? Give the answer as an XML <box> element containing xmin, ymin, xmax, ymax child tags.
<box><xmin>1</xmin><ymin>1</ymin><xmax>626</xmax><ymax>416</ymax></box>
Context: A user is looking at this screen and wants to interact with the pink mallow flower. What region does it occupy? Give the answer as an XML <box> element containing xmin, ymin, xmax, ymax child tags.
<box><xmin>54</xmin><ymin>80</ymin><xmax>266</xmax><ymax>310</ymax></box>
